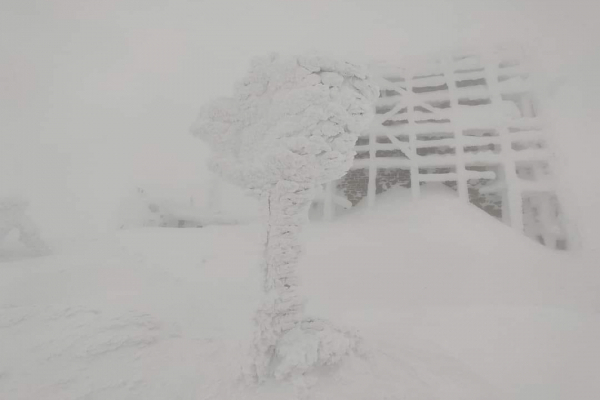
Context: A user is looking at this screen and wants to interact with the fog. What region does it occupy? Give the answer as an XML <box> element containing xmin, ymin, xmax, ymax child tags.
<box><xmin>2</xmin><ymin>0</ymin><xmax>599</xmax><ymax>248</ymax></box>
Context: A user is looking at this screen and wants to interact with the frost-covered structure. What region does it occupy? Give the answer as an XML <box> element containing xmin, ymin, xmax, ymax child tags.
<box><xmin>320</xmin><ymin>45</ymin><xmax>569</xmax><ymax>249</ymax></box>
<box><xmin>191</xmin><ymin>53</ymin><xmax>378</xmax><ymax>381</ymax></box>
<box><xmin>0</xmin><ymin>197</ymin><xmax>49</xmax><ymax>256</ymax></box>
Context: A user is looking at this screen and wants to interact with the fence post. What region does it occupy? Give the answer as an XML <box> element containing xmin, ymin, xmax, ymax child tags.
<box><xmin>442</xmin><ymin>55</ymin><xmax>469</xmax><ymax>201</ymax></box>
<box><xmin>404</xmin><ymin>66</ymin><xmax>420</xmax><ymax>200</ymax></box>
<box><xmin>484</xmin><ymin>51</ymin><xmax>524</xmax><ymax>232</ymax></box>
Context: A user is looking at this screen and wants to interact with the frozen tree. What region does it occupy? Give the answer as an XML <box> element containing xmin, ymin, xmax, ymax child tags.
<box><xmin>191</xmin><ymin>53</ymin><xmax>378</xmax><ymax>382</ymax></box>
<box><xmin>0</xmin><ymin>197</ymin><xmax>49</xmax><ymax>256</ymax></box>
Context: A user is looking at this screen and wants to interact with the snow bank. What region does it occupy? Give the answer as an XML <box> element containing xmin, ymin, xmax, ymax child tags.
<box><xmin>1</xmin><ymin>186</ymin><xmax>598</xmax><ymax>399</ymax></box>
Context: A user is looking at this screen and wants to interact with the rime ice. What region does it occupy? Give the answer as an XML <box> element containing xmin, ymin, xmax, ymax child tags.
<box><xmin>0</xmin><ymin>197</ymin><xmax>49</xmax><ymax>257</ymax></box>
<box><xmin>191</xmin><ymin>53</ymin><xmax>378</xmax><ymax>382</ymax></box>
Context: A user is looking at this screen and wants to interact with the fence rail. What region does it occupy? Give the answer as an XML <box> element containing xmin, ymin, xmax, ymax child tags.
<box><xmin>319</xmin><ymin>45</ymin><xmax>567</xmax><ymax>249</ymax></box>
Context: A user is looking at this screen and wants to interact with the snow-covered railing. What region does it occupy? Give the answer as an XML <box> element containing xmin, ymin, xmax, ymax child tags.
<box><xmin>320</xmin><ymin>45</ymin><xmax>568</xmax><ymax>249</ymax></box>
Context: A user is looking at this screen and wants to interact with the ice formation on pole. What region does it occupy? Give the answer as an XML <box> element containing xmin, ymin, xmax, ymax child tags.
<box><xmin>191</xmin><ymin>53</ymin><xmax>378</xmax><ymax>381</ymax></box>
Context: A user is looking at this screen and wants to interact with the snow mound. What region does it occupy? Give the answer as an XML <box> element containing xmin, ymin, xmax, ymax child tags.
<box><xmin>303</xmin><ymin>184</ymin><xmax>599</xmax><ymax>311</ymax></box>
<box><xmin>0</xmin><ymin>187</ymin><xmax>598</xmax><ymax>399</ymax></box>
<box><xmin>0</xmin><ymin>304</ymin><xmax>182</xmax><ymax>399</ymax></box>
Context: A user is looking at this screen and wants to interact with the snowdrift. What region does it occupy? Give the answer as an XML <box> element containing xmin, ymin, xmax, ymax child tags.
<box><xmin>0</xmin><ymin>185</ymin><xmax>598</xmax><ymax>399</ymax></box>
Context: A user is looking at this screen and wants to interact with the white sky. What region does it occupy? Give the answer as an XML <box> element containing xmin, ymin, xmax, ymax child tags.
<box><xmin>1</xmin><ymin>0</ymin><xmax>599</xmax><ymax>243</ymax></box>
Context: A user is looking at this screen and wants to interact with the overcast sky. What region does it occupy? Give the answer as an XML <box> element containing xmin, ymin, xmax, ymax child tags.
<box><xmin>1</xmin><ymin>0</ymin><xmax>599</xmax><ymax>243</ymax></box>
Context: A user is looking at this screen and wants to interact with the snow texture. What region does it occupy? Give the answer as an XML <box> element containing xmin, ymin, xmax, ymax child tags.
<box><xmin>1</xmin><ymin>186</ymin><xmax>598</xmax><ymax>400</ymax></box>
<box><xmin>191</xmin><ymin>53</ymin><xmax>379</xmax><ymax>190</ymax></box>
<box><xmin>191</xmin><ymin>53</ymin><xmax>379</xmax><ymax>382</ymax></box>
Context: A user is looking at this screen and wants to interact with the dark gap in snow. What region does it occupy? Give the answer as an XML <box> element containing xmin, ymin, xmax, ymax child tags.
<box><xmin>464</xmin><ymin>144</ymin><xmax>499</xmax><ymax>154</ymax></box>
<box><xmin>414</xmin><ymin>105</ymin><xmax>434</xmax><ymax>113</ymax></box>
<box><xmin>416</xmin><ymin>118</ymin><xmax>451</xmax><ymax>124</ymax></box>
<box><xmin>376</xmin><ymin>135</ymin><xmax>408</xmax><ymax>144</ymax></box>
<box><xmin>382</xmin><ymin>120</ymin><xmax>408</xmax><ymax>127</ymax></box>
<box><xmin>419</xmin><ymin>166</ymin><xmax>456</xmax><ymax>174</ymax></box>
<box><xmin>375</xmin><ymin>167</ymin><xmax>410</xmax><ymax>193</ymax></box>
<box><xmin>417</xmin><ymin>146</ymin><xmax>455</xmax><ymax>156</ymax></box>
<box><xmin>355</xmin><ymin>151</ymin><xmax>370</xmax><ymax>159</ymax></box>
<box><xmin>355</xmin><ymin>137</ymin><xmax>369</xmax><ymax>146</ymax></box>
<box><xmin>456</xmin><ymin>78</ymin><xmax>487</xmax><ymax>87</ymax></box>
<box><xmin>455</xmin><ymin>67</ymin><xmax>485</xmax><ymax>74</ymax></box>
<box><xmin>463</xmin><ymin>129</ymin><xmax>498</xmax><ymax>137</ymax></box>
<box><xmin>413</xmin><ymin>84</ymin><xmax>448</xmax><ymax>93</ymax></box>
<box><xmin>512</xmin><ymin>140</ymin><xmax>545</xmax><ymax>151</ymax></box>
<box><xmin>419</xmin><ymin>132</ymin><xmax>454</xmax><ymax>139</ymax></box>
<box><xmin>381</xmin><ymin>89</ymin><xmax>402</xmax><ymax>97</ymax></box>
<box><xmin>376</xmin><ymin>136</ymin><xmax>392</xmax><ymax>144</ymax></box>
<box><xmin>427</xmin><ymin>100</ymin><xmax>452</xmax><ymax>109</ymax></box>
<box><xmin>376</xmin><ymin>149</ymin><xmax>407</xmax><ymax>158</ymax></box>
<box><xmin>458</xmin><ymin>98</ymin><xmax>491</xmax><ymax>106</ymax></box>
<box><xmin>498</xmin><ymin>73</ymin><xmax>529</xmax><ymax>82</ymax></box>
<box><xmin>375</xmin><ymin>105</ymin><xmax>394</xmax><ymax>114</ymax></box>
<box><xmin>413</xmin><ymin>73</ymin><xmax>444</xmax><ymax>80</ymax></box>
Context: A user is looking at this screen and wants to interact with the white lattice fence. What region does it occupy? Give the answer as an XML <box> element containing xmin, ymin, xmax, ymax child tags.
<box><xmin>320</xmin><ymin>46</ymin><xmax>567</xmax><ymax>249</ymax></box>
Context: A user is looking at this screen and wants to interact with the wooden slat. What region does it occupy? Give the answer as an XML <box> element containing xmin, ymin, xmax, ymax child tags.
<box><xmin>415</xmin><ymin>154</ymin><xmax>457</xmax><ymax>167</ymax></box>
<box><xmin>417</xmin><ymin>170</ymin><xmax>496</xmax><ymax>182</ymax></box>
<box><xmin>443</xmin><ymin>55</ymin><xmax>468</xmax><ymax>200</ymax></box>
<box><xmin>374</xmin><ymin>61</ymin><xmax>528</xmax><ymax>85</ymax></box>
<box><xmin>353</xmin><ymin>152</ymin><xmax>506</xmax><ymax>169</ymax></box>
<box><xmin>351</xmin><ymin>158</ymin><xmax>411</xmax><ymax>169</ymax></box>
<box><xmin>376</xmin><ymin>75</ymin><xmax>531</xmax><ymax>109</ymax></box>
<box><xmin>369</xmin><ymin>123</ymin><xmax>454</xmax><ymax>136</ymax></box>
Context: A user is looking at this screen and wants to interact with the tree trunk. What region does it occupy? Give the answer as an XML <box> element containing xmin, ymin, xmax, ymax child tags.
<box><xmin>249</xmin><ymin>179</ymin><xmax>315</xmax><ymax>381</ymax></box>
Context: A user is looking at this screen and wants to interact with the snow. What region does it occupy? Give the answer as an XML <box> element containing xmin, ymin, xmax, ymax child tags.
<box><xmin>115</xmin><ymin>178</ymin><xmax>259</xmax><ymax>229</ymax></box>
<box><xmin>1</xmin><ymin>185</ymin><xmax>598</xmax><ymax>399</ymax></box>
<box><xmin>2</xmin><ymin>0</ymin><xmax>600</xmax><ymax>398</ymax></box>
<box><xmin>0</xmin><ymin>197</ymin><xmax>50</xmax><ymax>260</ymax></box>
<box><xmin>191</xmin><ymin>53</ymin><xmax>380</xmax><ymax>381</ymax></box>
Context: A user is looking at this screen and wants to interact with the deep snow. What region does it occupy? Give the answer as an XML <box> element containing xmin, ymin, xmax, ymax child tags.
<box><xmin>1</xmin><ymin>185</ymin><xmax>599</xmax><ymax>399</ymax></box>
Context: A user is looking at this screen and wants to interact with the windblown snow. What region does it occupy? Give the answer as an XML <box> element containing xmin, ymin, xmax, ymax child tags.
<box><xmin>1</xmin><ymin>185</ymin><xmax>598</xmax><ymax>400</ymax></box>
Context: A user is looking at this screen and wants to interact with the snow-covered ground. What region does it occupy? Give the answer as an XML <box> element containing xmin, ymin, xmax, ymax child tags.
<box><xmin>2</xmin><ymin>185</ymin><xmax>598</xmax><ymax>399</ymax></box>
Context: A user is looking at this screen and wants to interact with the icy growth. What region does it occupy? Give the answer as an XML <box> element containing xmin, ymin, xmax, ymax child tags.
<box><xmin>191</xmin><ymin>53</ymin><xmax>378</xmax><ymax>190</ymax></box>
<box><xmin>0</xmin><ymin>197</ymin><xmax>49</xmax><ymax>258</ymax></box>
<box><xmin>191</xmin><ymin>53</ymin><xmax>378</xmax><ymax>382</ymax></box>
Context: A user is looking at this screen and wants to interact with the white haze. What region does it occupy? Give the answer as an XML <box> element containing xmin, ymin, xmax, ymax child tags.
<box><xmin>1</xmin><ymin>0</ymin><xmax>599</xmax><ymax>249</ymax></box>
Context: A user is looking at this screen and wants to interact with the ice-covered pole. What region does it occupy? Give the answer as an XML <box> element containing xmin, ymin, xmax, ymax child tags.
<box><xmin>191</xmin><ymin>53</ymin><xmax>378</xmax><ymax>382</ymax></box>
